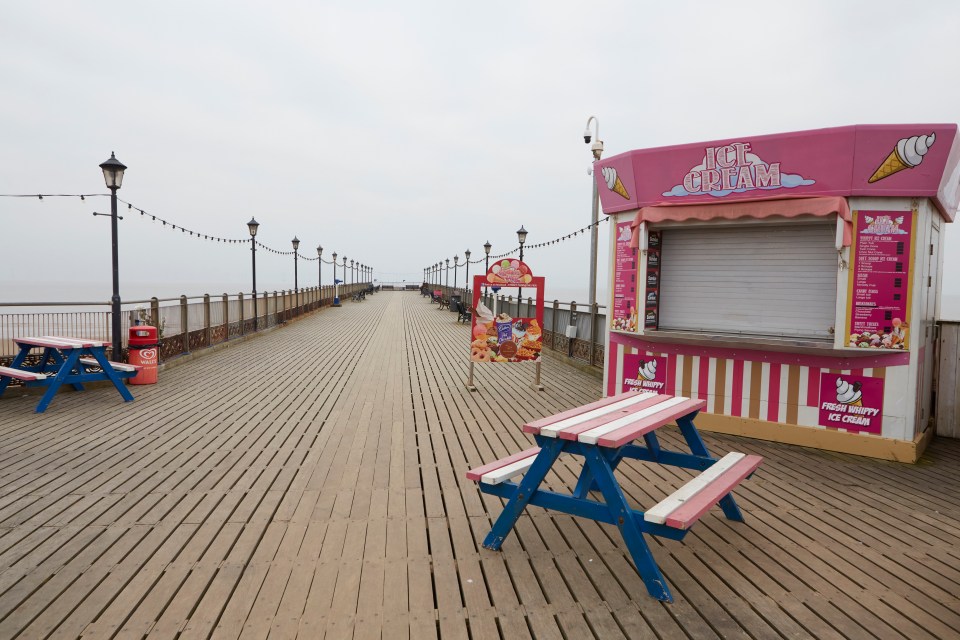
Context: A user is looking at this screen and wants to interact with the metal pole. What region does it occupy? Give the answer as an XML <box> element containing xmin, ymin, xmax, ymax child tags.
<box><xmin>109</xmin><ymin>185</ymin><xmax>121</xmax><ymax>358</ymax></box>
<box><xmin>294</xmin><ymin>251</ymin><xmax>299</xmax><ymax>311</ymax></box>
<box><xmin>517</xmin><ymin>244</ymin><xmax>524</xmax><ymax>301</ymax></box>
<box><xmin>252</xmin><ymin>237</ymin><xmax>258</xmax><ymax>331</ymax></box>
<box><xmin>465</xmin><ymin>260</ymin><xmax>470</xmax><ymax>295</ymax></box>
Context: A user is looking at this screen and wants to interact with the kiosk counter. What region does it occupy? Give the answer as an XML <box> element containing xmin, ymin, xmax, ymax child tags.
<box><xmin>596</xmin><ymin>124</ymin><xmax>959</xmax><ymax>462</ymax></box>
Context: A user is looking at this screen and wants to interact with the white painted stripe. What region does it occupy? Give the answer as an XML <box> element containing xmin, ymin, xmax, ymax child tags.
<box><xmin>539</xmin><ymin>392</ymin><xmax>658</xmax><ymax>438</ymax></box>
<box><xmin>779</xmin><ymin>365</ymin><xmax>789</xmax><ymax>422</ymax></box>
<box><xmin>690</xmin><ymin>356</ymin><xmax>700</xmax><ymax>399</ymax></box>
<box><xmin>480</xmin><ymin>456</ymin><xmax>536</xmax><ymax>485</ymax></box>
<box><xmin>723</xmin><ymin>359</ymin><xmax>734</xmax><ymax>415</ymax></box>
<box><xmin>578</xmin><ymin>396</ymin><xmax>690</xmax><ymax>445</ymax></box>
<box><xmin>78</xmin><ymin>358</ymin><xmax>137</xmax><ymax>372</ymax></box>
<box><xmin>644</xmin><ymin>452</ymin><xmax>746</xmax><ymax>524</ymax></box>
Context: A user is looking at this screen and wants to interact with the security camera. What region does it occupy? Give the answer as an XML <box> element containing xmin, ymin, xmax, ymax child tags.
<box><xmin>583</xmin><ymin>131</ymin><xmax>592</xmax><ymax>144</ymax></box>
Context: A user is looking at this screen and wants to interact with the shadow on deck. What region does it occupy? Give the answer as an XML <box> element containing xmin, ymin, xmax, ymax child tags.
<box><xmin>0</xmin><ymin>291</ymin><xmax>957</xmax><ymax>639</ymax></box>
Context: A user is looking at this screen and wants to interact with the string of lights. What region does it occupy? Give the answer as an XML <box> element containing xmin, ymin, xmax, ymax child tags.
<box><xmin>434</xmin><ymin>216</ymin><xmax>610</xmax><ymax>268</ymax></box>
<box><xmin>0</xmin><ymin>192</ymin><xmax>366</xmax><ymax>265</ymax></box>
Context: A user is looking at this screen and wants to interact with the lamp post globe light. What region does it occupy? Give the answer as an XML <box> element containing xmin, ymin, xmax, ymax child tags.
<box><xmin>291</xmin><ymin>236</ymin><xmax>300</xmax><ymax>310</ymax></box>
<box><xmin>99</xmin><ymin>152</ymin><xmax>127</xmax><ymax>358</ymax></box>
<box><xmin>516</xmin><ymin>225</ymin><xmax>528</xmax><ymax>299</ymax></box>
<box><xmin>247</xmin><ymin>217</ymin><xmax>260</xmax><ymax>331</ymax></box>
<box><xmin>464</xmin><ymin>249</ymin><xmax>471</xmax><ymax>294</ymax></box>
<box><xmin>332</xmin><ymin>252</ymin><xmax>340</xmax><ymax>306</ymax></box>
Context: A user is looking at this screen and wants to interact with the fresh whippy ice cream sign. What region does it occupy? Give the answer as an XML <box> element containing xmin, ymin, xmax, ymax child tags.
<box><xmin>818</xmin><ymin>375</ymin><xmax>884</xmax><ymax>434</ymax></box>
<box><xmin>662</xmin><ymin>143</ymin><xmax>815</xmax><ymax>198</ymax></box>
<box><xmin>622</xmin><ymin>354</ymin><xmax>666</xmax><ymax>393</ymax></box>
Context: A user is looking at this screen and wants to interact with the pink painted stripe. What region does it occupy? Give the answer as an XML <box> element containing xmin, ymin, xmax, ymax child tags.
<box><xmin>807</xmin><ymin>368</ymin><xmax>820</xmax><ymax>407</ymax></box>
<box><xmin>766</xmin><ymin>363</ymin><xmax>781</xmax><ymax>422</ymax></box>
<box><xmin>523</xmin><ymin>393</ymin><xmax>633</xmax><ymax>435</ymax></box>
<box><xmin>597</xmin><ymin>398</ymin><xmax>707</xmax><ymax>448</ymax></box>
<box><xmin>731</xmin><ymin>360</ymin><xmax>744</xmax><ymax>417</ymax></box>
<box><xmin>666</xmin><ymin>352</ymin><xmax>678</xmax><ymax>396</ymax></box>
<box><xmin>558</xmin><ymin>394</ymin><xmax>672</xmax><ymax>441</ymax></box>
<box><xmin>606</xmin><ymin>343</ymin><xmax>618</xmax><ymax>397</ymax></box>
<box><xmin>698</xmin><ymin>356</ymin><xmax>710</xmax><ymax>403</ymax></box>
<box><xmin>663</xmin><ymin>455</ymin><xmax>763</xmax><ymax>530</ymax></box>
<box><xmin>606</xmin><ymin>333</ymin><xmax>910</xmax><ymax>370</ymax></box>
<box><xmin>466</xmin><ymin>446</ymin><xmax>540</xmax><ymax>482</ymax></box>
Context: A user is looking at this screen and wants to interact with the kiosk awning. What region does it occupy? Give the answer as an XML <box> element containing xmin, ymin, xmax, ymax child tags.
<box><xmin>630</xmin><ymin>196</ymin><xmax>851</xmax><ymax>249</ymax></box>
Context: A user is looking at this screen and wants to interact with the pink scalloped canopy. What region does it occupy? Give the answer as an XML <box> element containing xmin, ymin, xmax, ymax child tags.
<box><xmin>595</xmin><ymin>124</ymin><xmax>960</xmax><ymax>222</ymax></box>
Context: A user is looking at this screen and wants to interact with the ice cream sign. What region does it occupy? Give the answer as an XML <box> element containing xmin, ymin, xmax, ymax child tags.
<box><xmin>485</xmin><ymin>259</ymin><xmax>534</xmax><ymax>285</ymax></box>
<box><xmin>818</xmin><ymin>374</ymin><xmax>884</xmax><ymax>434</ymax></box>
<box><xmin>622</xmin><ymin>354</ymin><xmax>667</xmax><ymax>393</ymax></box>
<box><xmin>663</xmin><ymin>142</ymin><xmax>816</xmax><ymax>198</ymax></box>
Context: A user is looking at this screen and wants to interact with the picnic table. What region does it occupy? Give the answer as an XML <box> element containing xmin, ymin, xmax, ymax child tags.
<box><xmin>0</xmin><ymin>336</ymin><xmax>140</xmax><ymax>413</ymax></box>
<box><xmin>467</xmin><ymin>391</ymin><xmax>762</xmax><ymax>602</ymax></box>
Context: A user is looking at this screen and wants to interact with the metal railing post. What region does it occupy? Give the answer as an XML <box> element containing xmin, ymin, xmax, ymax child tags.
<box><xmin>203</xmin><ymin>294</ymin><xmax>211</xmax><ymax>347</ymax></box>
<box><xmin>180</xmin><ymin>295</ymin><xmax>189</xmax><ymax>354</ymax></box>
<box><xmin>590</xmin><ymin>302</ymin><xmax>598</xmax><ymax>366</ymax></box>
<box><xmin>551</xmin><ymin>299</ymin><xmax>559</xmax><ymax>349</ymax></box>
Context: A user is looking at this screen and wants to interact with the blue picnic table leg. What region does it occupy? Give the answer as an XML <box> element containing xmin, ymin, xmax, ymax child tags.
<box><xmin>582</xmin><ymin>445</ymin><xmax>674</xmax><ymax>603</ymax></box>
<box><xmin>676</xmin><ymin>412</ymin><xmax>744</xmax><ymax>522</ymax></box>
<box><xmin>482</xmin><ymin>437</ymin><xmax>564</xmax><ymax>551</ymax></box>
<box><xmin>572</xmin><ymin>446</ymin><xmax>625</xmax><ymax>498</ymax></box>
<box><xmin>34</xmin><ymin>350</ymin><xmax>84</xmax><ymax>413</ymax></box>
<box><xmin>87</xmin><ymin>347</ymin><xmax>134</xmax><ymax>402</ymax></box>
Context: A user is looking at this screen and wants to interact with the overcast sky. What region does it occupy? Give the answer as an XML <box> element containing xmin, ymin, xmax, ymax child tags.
<box><xmin>2</xmin><ymin>1</ymin><xmax>960</xmax><ymax>309</ymax></box>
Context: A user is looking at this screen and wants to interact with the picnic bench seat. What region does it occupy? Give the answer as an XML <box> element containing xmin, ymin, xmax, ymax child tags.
<box><xmin>78</xmin><ymin>358</ymin><xmax>141</xmax><ymax>375</ymax></box>
<box><xmin>0</xmin><ymin>366</ymin><xmax>47</xmax><ymax>382</ymax></box>
<box><xmin>466</xmin><ymin>391</ymin><xmax>762</xmax><ymax>602</ymax></box>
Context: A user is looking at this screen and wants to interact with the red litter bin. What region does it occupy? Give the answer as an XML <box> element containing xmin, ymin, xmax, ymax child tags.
<box><xmin>128</xmin><ymin>325</ymin><xmax>159</xmax><ymax>385</ymax></box>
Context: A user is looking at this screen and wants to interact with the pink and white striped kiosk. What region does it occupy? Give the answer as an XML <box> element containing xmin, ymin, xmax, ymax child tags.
<box><xmin>596</xmin><ymin>124</ymin><xmax>959</xmax><ymax>462</ymax></box>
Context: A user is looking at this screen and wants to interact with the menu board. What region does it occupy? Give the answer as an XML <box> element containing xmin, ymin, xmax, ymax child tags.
<box><xmin>611</xmin><ymin>221</ymin><xmax>638</xmax><ymax>331</ymax></box>
<box><xmin>644</xmin><ymin>231</ymin><xmax>662</xmax><ymax>329</ymax></box>
<box><xmin>846</xmin><ymin>210</ymin><xmax>913</xmax><ymax>350</ymax></box>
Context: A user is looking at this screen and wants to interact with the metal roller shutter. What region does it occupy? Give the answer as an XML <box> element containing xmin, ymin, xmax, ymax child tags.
<box><xmin>658</xmin><ymin>223</ymin><xmax>837</xmax><ymax>339</ymax></box>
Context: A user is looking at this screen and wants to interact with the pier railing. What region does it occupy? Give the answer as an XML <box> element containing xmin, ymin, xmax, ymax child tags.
<box><xmin>0</xmin><ymin>282</ymin><xmax>369</xmax><ymax>367</ymax></box>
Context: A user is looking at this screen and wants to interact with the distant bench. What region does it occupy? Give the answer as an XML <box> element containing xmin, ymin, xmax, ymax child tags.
<box><xmin>466</xmin><ymin>391</ymin><xmax>762</xmax><ymax>602</ymax></box>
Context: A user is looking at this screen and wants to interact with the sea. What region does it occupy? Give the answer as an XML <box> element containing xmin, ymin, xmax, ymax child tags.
<box><xmin>3</xmin><ymin>281</ymin><xmax>960</xmax><ymax>321</ymax></box>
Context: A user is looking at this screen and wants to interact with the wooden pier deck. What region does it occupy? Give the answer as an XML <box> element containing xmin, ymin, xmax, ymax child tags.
<box><xmin>0</xmin><ymin>291</ymin><xmax>958</xmax><ymax>639</ymax></box>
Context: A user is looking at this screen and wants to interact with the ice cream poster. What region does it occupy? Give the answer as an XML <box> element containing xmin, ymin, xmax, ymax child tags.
<box><xmin>847</xmin><ymin>210</ymin><xmax>914</xmax><ymax>350</ymax></box>
<box><xmin>611</xmin><ymin>221</ymin><xmax>638</xmax><ymax>332</ymax></box>
<box><xmin>470</xmin><ymin>313</ymin><xmax>543</xmax><ymax>363</ymax></box>
<box><xmin>818</xmin><ymin>374</ymin><xmax>884</xmax><ymax>434</ymax></box>
<box><xmin>621</xmin><ymin>354</ymin><xmax>667</xmax><ymax>393</ymax></box>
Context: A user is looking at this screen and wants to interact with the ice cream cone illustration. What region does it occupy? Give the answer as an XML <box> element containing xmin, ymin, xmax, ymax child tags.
<box><xmin>868</xmin><ymin>133</ymin><xmax>936</xmax><ymax>183</ymax></box>
<box><xmin>602</xmin><ymin>166</ymin><xmax>630</xmax><ymax>200</ymax></box>
<box><xmin>638</xmin><ymin>359</ymin><xmax>657</xmax><ymax>381</ymax></box>
<box><xmin>835</xmin><ymin>377</ymin><xmax>863</xmax><ymax>406</ymax></box>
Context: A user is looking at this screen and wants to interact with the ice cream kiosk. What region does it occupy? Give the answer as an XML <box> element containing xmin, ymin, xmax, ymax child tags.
<box><xmin>597</xmin><ymin>124</ymin><xmax>959</xmax><ymax>462</ymax></box>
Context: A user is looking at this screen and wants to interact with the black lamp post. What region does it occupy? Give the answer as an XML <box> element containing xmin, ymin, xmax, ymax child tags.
<box><xmin>464</xmin><ymin>249</ymin><xmax>471</xmax><ymax>293</ymax></box>
<box><xmin>99</xmin><ymin>152</ymin><xmax>126</xmax><ymax>358</ymax></box>
<box><xmin>343</xmin><ymin>256</ymin><xmax>348</xmax><ymax>294</ymax></box>
<box><xmin>247</xmin><ymin>217</ymin><xmax>260</xmax><ymax>331</ymax></box>
<box><xmin>484</xmin><ymin>240</ymin><xmax>492</xmax><ymax>273</ymax></box>
<box><xmin>445</xmin><ymin>258</ymin><xmax>450</xmax><ymax>289</ymax></box>
<box><xmin>332</xmin><ymin>252</ymin><xmax>340</xmax><ymax>306</ymax></box>
<box><xmin>292</xmin><ymin>236</ymin><xmax>300</xmax><ymax>310</ymax></box>
<box><xmin>453</xmin><ymin>255</ymin><xmax>459</xmax><ymax>290</ymax></box>
<box><xmin>517</xmin><ymin>225</ymin><xmax>528</xmax><ymax>299</ymax></box>
<box><xmin>317</xmin><ymin>245</ymin><xmax>323</xmax><ymax>301</ymax></box>
<box><xmin>350</xmin><ymin>259</ymin><xmax>355</xmax><ymax>289</ymax></box>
